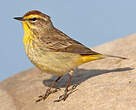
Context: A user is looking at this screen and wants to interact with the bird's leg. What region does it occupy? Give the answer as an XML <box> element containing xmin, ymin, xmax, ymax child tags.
<box><xmin>36</xmin><ymin>76</ymin><xmax>62</xmax><ymax>102</ymax></box>
<box><xmin>54</xmin><ymin>70</ymin><xmax>76</xmax><ymax>102</ymax></box>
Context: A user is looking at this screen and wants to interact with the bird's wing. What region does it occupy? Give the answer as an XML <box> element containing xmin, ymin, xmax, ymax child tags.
<box><xmin>39</xmin><ymin>28</ymin><xmax>101</xmax><ymax>55</ymax></box>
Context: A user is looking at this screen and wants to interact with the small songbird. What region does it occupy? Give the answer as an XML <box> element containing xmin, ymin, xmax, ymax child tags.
<box><xmin>14</xmin><ymin>10</ymin><xmax>126</xmax><ymax>102</ymax></box>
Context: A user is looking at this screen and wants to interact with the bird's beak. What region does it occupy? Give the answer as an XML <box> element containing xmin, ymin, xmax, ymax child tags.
<box><xmin>13</xmin><ymin>17</ymin><xmax>25</xmax><ymax>21</ymax></box>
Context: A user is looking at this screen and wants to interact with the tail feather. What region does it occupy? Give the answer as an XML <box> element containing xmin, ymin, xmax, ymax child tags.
<box><xmin>80</xmin><ymin>54</ymin><xmax>127</xmax><ymax>64</ymax></box>
<box><xmin>81</xmin><ymin>54</ymin><xmax>105</xmax><ymax>63</ymax></box>
<box><xmin>104</xmin><ymin>54</ymin><xmax>127</xmax><ymax>59</ymax></box>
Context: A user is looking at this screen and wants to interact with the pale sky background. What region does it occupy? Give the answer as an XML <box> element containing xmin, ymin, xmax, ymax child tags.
<box><xmin>0</xmin><ymin>0</ymin><xmax>136</xmax><ymax>81</ymax></box>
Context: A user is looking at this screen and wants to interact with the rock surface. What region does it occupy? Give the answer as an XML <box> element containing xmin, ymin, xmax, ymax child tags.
<box><xmin>0</xmin><ymin>34</ymin><xmax>136</xmax><ymax>110</ymax></box>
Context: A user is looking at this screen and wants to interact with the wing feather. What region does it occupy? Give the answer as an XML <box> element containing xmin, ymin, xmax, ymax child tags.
<box><xmin>39</xmin><ymin>28</ymin><xmax>100</xmax><ymax>55</ymax></box>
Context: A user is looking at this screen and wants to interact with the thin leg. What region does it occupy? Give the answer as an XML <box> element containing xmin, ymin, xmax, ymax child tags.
<box><xmin>36</xmin><ymin>76</ymin><xmax>62</xmax><ymax>102</ymax></box>
<box><xmin>65</xmin><ymin>74</ymin><xmax>72</xmax><ymax>92</ymax></box>
<box><xmin>54</xmin><ymin>71</ymin><xmax>76</xmax><ymax>102</ymax></box>
<box><xmin>48</xmin><ymin>76</ymin><xmax>62</xmax><ymax>91</ymax></box>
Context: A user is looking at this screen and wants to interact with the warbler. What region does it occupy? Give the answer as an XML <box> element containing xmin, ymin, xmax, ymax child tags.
<box><xmin>14</xmin><ymin>10</ymin><xmax>126</xmax><ymax>102</ymax></box>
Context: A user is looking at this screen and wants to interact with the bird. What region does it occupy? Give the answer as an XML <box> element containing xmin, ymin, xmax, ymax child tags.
<box><xmin>14</xmin><ymin>10</ymin><xmax>127</xmax><ymax>102</ymax></box>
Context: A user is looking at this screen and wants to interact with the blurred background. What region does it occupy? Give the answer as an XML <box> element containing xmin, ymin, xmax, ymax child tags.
<box><xmin>0</xmin><ymin>0</ymin><xmax>136</xmax><ymax>81</ymax></box>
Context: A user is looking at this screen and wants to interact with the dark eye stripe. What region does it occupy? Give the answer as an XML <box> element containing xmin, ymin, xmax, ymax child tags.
<box><xmin>29</xmin><ymin>17</ymin><xmax>37</xmax><ymax>21</ymax></box>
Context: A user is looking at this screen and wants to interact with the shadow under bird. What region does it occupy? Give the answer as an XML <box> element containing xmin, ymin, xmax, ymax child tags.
<box><xmin>14</xmin><ymin>10</ymin><xmax>127</xmax><ymax>102</ymax></box>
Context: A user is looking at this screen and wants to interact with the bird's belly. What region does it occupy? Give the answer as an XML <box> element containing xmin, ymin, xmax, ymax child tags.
<box><xmin>36</xmin><ymin>52</ymin><xmax>82</xmax><ymax>76</ymax></box>
<box><xmin>25</xmin><ymin>46</ymin><xmax>82</xmax><ymax>76</ymax></box>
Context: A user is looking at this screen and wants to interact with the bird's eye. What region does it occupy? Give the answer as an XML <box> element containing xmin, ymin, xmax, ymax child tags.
<box><xmin>29</xmin><ymin>17</ymin><xmax>37</xmax><ymax>21</ymax></box>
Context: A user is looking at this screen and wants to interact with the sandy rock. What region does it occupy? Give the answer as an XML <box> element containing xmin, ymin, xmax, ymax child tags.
<box><xmin>0</xmin><ymin>34</ymin><xmax>136</xmax><ymax>110</ymax></box>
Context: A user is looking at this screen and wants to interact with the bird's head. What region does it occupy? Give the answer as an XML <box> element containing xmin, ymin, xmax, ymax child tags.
<box><xmin>14</xmin><ymin>10</ymin><xmax>54</xmax><ymax>34</ymax></box>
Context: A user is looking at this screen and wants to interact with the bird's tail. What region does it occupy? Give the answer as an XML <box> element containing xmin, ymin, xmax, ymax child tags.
<box><xmin>80</xmin><ymin>54</ymin><xmax>127</xmax><ymax>64</ymax></box>
<box><xmin>103</xmin><ymin>54</ymin><xmax>127</xmax><ymax>59</ymax></box>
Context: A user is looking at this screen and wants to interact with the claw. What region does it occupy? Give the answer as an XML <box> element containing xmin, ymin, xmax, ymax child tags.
<box><xmin>36</xmin><ymin>88</ymin><xmax>61</xmax><ymax>103</ymax></box>
<box><xmin>54</xmin><ymin>84</ymin><xmax>78</xmax><ymax>102</ymax></box>
<box><xmin>72</xmin><ymin>84</ymin><xmax>78</xmax><ymax>89</ymax></box>
<box><xmin>54</xmin><ymin>92</ymin><xmax>68</xmax><ymax>102</ymax></box>
<box><xmin>38</xmin><ymin>95</ymin><xmax>43</xmax><ymax>98</ymax></box>
<box><xmin>36</xmin><ymin>76</ymin><xmax>62</xmax><ymax>103</ymax></box>
<box><xmin>68</xmin><ymin>84</ymin><xmax>78</xmax><ymax>91</ymax></box>
<box><xmin>36</xmin><ymin>99</ymin><xmax>42</xmax><ymax>103</ymax></box>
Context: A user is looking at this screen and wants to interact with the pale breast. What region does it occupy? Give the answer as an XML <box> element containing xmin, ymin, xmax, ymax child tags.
<box><xmin>24</xmin><ymin>42</ymin><xmax>82</xmax><ymax>76</ymax></box>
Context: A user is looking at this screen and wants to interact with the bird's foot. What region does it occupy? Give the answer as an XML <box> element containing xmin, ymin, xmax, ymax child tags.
<box><xmin>54</xmin><ymin>90</ymin><xmax>69</xmax><ymax>102</ymax></box>
<box><xmin>54</xmin><ymin>84</ymin><xmax>78</xmax><ymax>102</ymax></box>
<box><xmin>36</xmin><ymin>88</ymin><xmax>61</xmax><ymax>102</ymax></box>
